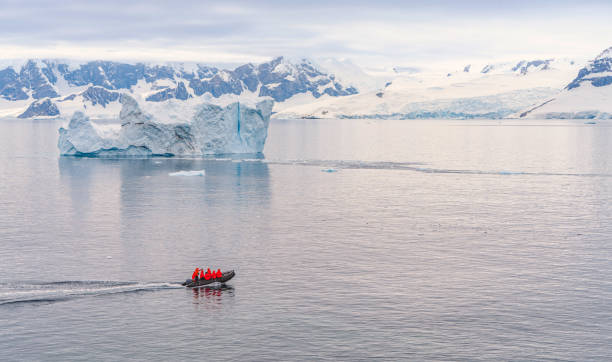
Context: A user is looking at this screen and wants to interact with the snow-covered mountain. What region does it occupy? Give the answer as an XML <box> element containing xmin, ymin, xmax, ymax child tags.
<box><xmin>3</xmin><ymin>54</ymin><xmax>603</xmax><ymax>120</ymax></box>
<box><xmin>274</xmin><ymin>58</ymin><xmax>581</xmax><ymax>119</ymax></box>
<box><xmin>518</xmin><ymin>47</ymin><xmax>612</xmax><ymax>119</ymax></box>
<box><xmin>0</xmin><ymin>57</ymin><xmax>357</xmax><ymax>119</ymax></box>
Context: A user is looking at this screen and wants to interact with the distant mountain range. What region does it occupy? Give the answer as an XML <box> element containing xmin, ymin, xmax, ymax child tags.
<box><xmin>2</xmin><ymin>47</ymin><xmax>611</xmax><ymax>120</ymax></box>
<box><xmin>0</xmin><ymin>57</ymin><xmax>357</xmax><ymax>119</ymax></box>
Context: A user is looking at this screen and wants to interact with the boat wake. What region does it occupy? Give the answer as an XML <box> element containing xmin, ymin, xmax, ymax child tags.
<box><xmin>0</xmin><ymin>280</ymin><xmax>183</xmax><ymax>306</ymax></box>
<box><xmin>262</xmin><ymin>159</ymin><xmax>612</xmax><ymax>177</ymax></box>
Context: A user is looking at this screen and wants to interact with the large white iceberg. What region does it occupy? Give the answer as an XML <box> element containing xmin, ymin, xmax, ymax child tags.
<box><xmin>58</xmin><ymin>95</ymin><xmax>273</xmax><ymax>156</ymax></box>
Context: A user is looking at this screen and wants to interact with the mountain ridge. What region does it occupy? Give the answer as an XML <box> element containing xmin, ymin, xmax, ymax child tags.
<box><xmin>0</xmin><ymin>56</ymin><xmax>358</xmax><ymax>118</ymax></box>
<box><xmin>3</xmin><ymin>52</ymin><xmax>610</xmax><ymax>120</ymax></box>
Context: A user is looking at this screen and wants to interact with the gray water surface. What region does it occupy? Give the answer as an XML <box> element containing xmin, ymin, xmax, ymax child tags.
<box><xmin>1</xmin><ymin>118</ymin><xmax>611</xmax><ymax>361</ymax></box>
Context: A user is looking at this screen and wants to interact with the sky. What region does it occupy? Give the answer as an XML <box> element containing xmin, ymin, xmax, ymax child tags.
<box><xmin>1</xmin><ymin>0</ymin><xmax>611</xmax><ymax>69</ymax></box>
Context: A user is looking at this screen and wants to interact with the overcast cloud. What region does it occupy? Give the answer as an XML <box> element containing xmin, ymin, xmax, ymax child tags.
<box><xmin>1</xmin><ymin>0</ymin><xmax>610</xmax><ymax>68</ymax></box>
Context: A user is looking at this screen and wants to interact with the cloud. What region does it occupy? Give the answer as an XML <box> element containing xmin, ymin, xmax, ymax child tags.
<box><xmin>0</xmin><ymin>0</ymin><xmax>610</xmax><ymax>68</ymax></box>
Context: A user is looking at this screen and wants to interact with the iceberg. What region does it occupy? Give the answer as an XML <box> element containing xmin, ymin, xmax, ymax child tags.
<box><xmin>58</xmin><ymin>95</ymin><xmax>273</xmax><ymax>156</ymax></box>
<box><xmin>168</xmin><ymin>170</ymin><xmax>206</xmax><ymax>177</ymax></box>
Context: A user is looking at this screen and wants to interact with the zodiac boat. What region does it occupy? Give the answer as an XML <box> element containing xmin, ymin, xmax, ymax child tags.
<box><xmin>182</xmin><ymin>270</ymin><xmax>235</xmax><ymax>287</ymax></box>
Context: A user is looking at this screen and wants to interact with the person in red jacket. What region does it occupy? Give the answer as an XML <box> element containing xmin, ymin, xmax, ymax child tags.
<box><xmin>205</xmin><ymin>268</ymin><xmax>212</xmax><ymax>280</ymax></box>
<box><xmin>192</xmin><ymin>267</ymin><xmax>199</xmax><ymax>282</ymax></box>
<box><xmin>199</xmin><ymin>268</ymin><xmax>205</xmax><ymax>280</ymax></box>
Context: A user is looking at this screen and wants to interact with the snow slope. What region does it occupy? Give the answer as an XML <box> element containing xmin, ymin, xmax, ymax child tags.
<box><xmin>274</xmin><ymin>58</ymin><xmax>581</xmax><ymax>119</ymax></box>
<box><xmin>518</xmin><ymin>47</ymin><xmax>612</xmax><ymax>119</ymax></box>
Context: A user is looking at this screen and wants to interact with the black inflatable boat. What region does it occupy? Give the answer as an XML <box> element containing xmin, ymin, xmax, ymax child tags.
<box><xmin>182</xmin><ymin>270</ymin><xmax>235</xmax><ymax>287</ymax></box>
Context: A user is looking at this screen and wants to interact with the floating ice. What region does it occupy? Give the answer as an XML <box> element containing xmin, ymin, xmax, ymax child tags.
<box><xmin>169</xmin><ymin>170</ymin><xmax>206</xmax><ymax>177</ymax></box>
<box><xmin>58</xmin><ymin>95</ymin><xmax>274</xmax><ymax>156</ymax></box>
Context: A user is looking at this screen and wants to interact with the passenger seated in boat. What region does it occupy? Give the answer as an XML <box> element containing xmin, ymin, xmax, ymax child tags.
<box><xmin>192</xmin><ymin>267</ymin><xmax>199</xmax><ymax>282</ymax></box>
<box><xmin>204</xmin><ymin>268</ymin><xmax>212</xmax><ymax>280</ymax></box>
<box><xmin>189</xmin><ymin>267</ymin><xmax>225</xmax><ymax>284</ymax></box>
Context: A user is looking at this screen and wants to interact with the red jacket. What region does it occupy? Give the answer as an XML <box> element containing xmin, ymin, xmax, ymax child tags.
<box><xmin>204</xmin><ymin>268</ymin><xmax>212</xmax><ymax>280</ymax></box>
<box><xmin>192</xmin><ymin>268</ymin><xmax>199</xmax><ymax>279</ymax></box>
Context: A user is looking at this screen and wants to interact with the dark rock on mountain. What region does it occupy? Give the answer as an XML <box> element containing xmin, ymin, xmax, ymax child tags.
<box><xmin>18</xmin><ymin>99</ymin><xmax>59</xmax><ymax>118</ymax></box>
<box><xmin>20</xmin><ymin>60</ymin><xmax>60</xmax><ymax>99</ymax></box>
<box><xmin>233</xmin><ymin>63</ymin><xmax>259</xmax><ymax>92</ymax></box>
<box><xmin>512</xmin><ymin>59</ymin><xmax>552</xmax><ymax>75</ymax></box>
<box><xmin>40</xmin><ymin>61</ymin><xmax>57</xmax><ymax>84</ymax></box>
<box><xmin>146</xmin><ymin>82</ymin><xmax>191</xmax><ymax>101</ymax></box>
<box><xmin>566</xmin><ymin>47</ymin><xmax>612</xmax><ymax>90</ymax></box>
<box><xmin>481</xmin><ymin>64</ymin><xmax>495</xmax><ymax>73</ymax></box>
<box><xmin>189</xmin><ymin>73</ymin><xmax>243</xmax><ymax>97</ymax></box>
<box><xmin>82</xmin><ymin>86</ymin><xmax>120</xmax><ymax>107</ymax></box>
<box><xmin>143</xmin><ymin>65</ymin><xmax>176</xmax><ymax>83</ymax></box>
<box><xmin>0</xmin><ymin>68</ymin><xmax>29</xmax><ymax>100</ymax></box>
<box><xmin>61</xmin><ymin>61</ymin><xmax>146</xmax><ymax>90</ymax></box>
<box><xmin>256</xmin><ymin>57</ymin><xmax>356</xmax><ymax>101</ymax></box>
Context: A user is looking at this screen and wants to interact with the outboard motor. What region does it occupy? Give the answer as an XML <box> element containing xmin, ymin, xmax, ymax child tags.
<box><xmin>181</xmin><ymin>279</ymin><xmax>193</xmax><ymax>286</ymax></box>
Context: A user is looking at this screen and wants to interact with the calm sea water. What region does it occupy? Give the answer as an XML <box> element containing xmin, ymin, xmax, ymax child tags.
<box><xmin>0</xmin><ymin>118</ymin><xmax>611</xmax><ymax>361</ymax></box>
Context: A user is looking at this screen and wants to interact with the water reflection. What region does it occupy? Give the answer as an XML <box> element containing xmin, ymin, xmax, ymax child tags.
<box><xmin>190</xmin><ymin>284</ymin><xmax>235</xmax><ymax>307</ymax></box>
<box><xmin>58</xmin><ymin>157</ymin><xmax>122</xmax><ymax>220</ymax></box>
<box><xmin>118</xmin><ymin>157</ymin><xmax>271</xmax><ymax>281</ymax></box>
<box><xmin>57</xmin><ymin>157</ymin><xmax>123</xmax><ymax>257</ymax></box>
<box><xmin>116</xmin><ymin>158</ymin><xmax>272</xmax><ymax>267</ymax></box>
<box><xmin>57</xmin><ymin>156</ymin><xmax>271</xmax><ymax>279</ymax></box>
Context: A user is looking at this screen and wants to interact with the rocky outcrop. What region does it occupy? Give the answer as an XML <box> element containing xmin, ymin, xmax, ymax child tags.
<box><xmin>566</xmin><ymin>47</ymin><xmax>612</xmax><ymax>90</ymax></box>
<box><xmin>18</xmin><ymin>99</ymin><xmax>60</xmax><ymax>118</ymax></box>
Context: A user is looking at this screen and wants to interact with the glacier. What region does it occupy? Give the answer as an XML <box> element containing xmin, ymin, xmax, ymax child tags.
<box><xmin>274</xmin><ymin>58</ymin><xmax>581</xmax><ymax>119</ymax></box>
<box><xmin>58</xmin><ymin>95</ymin><xmax>273</xmax><ymax>156</ymax></box>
